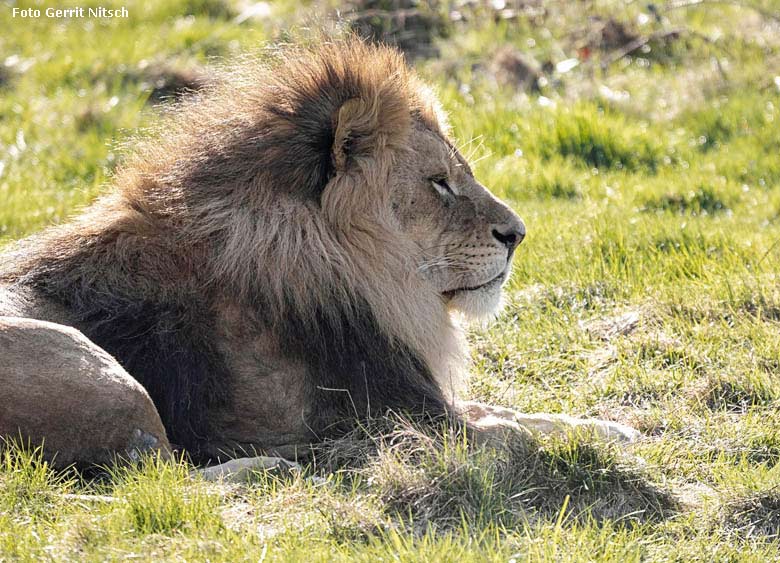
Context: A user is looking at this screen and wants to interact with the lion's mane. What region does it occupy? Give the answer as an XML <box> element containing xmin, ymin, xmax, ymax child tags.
<box><xmin>0</xmin><ymin>39</ymin><xmax>466</xmax><ymax>456</ymax></box>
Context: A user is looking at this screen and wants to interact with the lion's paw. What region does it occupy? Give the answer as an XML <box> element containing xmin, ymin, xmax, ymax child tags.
<box><xmin>510</xmin><ymin>413</ymin><xmax>640</xmax><ymax>443</ymax></box>
<box><xmin>563</xmin><ymin>417</ymin><xmax>640</xmax><ymax>443</ymax></box>
<box><xmin>198</xmin><ymin>456</ymin><xmax>301</xmax><ymax>483</ymax></box>
<box><xmin>458</xmin><ymin>401</ymin><xmax>640</xmax><ymax>444</ymax></box>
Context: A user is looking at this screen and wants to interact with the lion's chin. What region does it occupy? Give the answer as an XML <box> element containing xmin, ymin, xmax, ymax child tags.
<box><xmin>446</xmin><ymin>282</ymin><xmax>505</xmax><ymax>320</ymax></box>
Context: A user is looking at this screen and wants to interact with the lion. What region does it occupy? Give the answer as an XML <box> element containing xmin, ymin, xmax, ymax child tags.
<box><xmin>0</xmin><ymin>39</ymin><xmax>637</xmax><ymax>470</ymax></box>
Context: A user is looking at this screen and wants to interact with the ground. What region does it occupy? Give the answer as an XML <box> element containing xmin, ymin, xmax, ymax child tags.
<box><xmin>1</xmin><ymin>0</ymin><xmax>780</xmax><ymax>560</ymax></box>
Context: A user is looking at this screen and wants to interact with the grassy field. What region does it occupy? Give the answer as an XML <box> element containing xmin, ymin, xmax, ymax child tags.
<box><xmin>2</xmin><ymin>0</ymin><xmax>780</xmax><ymax>560</ymax></box>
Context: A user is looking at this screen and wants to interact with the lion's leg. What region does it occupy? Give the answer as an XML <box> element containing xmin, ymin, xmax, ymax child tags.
<box><xmin>457</xmin><ymin>400</ymin><xmax>639</xmax><ymax>443</ymax></box>
<box><xmin>0</xmin><ymin>316</ymin><xmax>171</xmax><ymax>467</ymax></box>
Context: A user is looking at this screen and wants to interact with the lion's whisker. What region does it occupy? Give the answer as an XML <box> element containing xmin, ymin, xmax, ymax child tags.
<box><xmin>463</xmin><ymin>137</ymin><xmax>487</xmax><ymax>163</ymax></box>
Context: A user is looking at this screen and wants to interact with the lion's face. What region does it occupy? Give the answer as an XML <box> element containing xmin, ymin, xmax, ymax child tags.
<box><xmin>390</xmin><ymin>124</ymin><xmax>525</xmax><ymax>318</ymax></box>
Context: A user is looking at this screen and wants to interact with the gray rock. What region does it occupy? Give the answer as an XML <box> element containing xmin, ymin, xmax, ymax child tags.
<box><xmin>0</xmin><ymin>316</ymin><xmax>171</xmax><ymax>467</ymax></box>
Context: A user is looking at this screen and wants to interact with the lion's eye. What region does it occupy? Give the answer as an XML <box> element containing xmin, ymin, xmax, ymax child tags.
<box><xmin>431</xmin><ymin>177</ymin><xmax>455</xmax><ymax>199</ymax></box>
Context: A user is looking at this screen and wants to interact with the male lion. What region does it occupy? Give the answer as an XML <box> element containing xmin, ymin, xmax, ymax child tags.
<box><xmin>0</xmin><ymin>39</ymin><xmax>636</xmax><ymax>469</ymax></box>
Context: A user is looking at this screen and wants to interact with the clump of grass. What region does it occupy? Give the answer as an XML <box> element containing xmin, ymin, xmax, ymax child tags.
<box><xmin>731</xmin><ymin>289</ymin><xmax>780</xmax><ymax>323</ymax></box>
<box><xmin>0</xmin><ymin>438</ymin><xmax>76</xmax><ymax>520</ymax></box>
<box><xmin>741</xmin><ymin>433</ymin><xmax>780</xmax><ymax>466</ymax></box>
<box><xmin>347</xmin><ymin>0</ymin><xmax>451</xmax><ymax>59</ymax></box>
<box><xmin>182</xmin><ymin>0</ymin><xmax>236</xmax><ymax>19</ymax></box>
<box><xmin>628</xmin><ymin>333</ymin><xmax>702</xmax><ymax>372</ymax></box>
<box><xmin>537</xmin><ymin>108</ymin><xmax>662</xmax><ymax>173</ymax></box>
<box><xmin>521</xmin><ymin>437</ymin><xmax>678</xmax><ymax>524</ymax></box>
<box><xmin>95</xmin><ymin>60</ymin><xmax>210</xmax><ymax>106</ymax></box>
<box><xmin>641</xmin><ymin>186</ymin><xmax>730</xmax><ymax>216</ymax></box>
<box><xmin>525</xmin><ymin>158</ymin><xmax>584</xmax><ymax>200</ymax></box>
<box><xmin>109</xmin><ymin>455</ymin><xmax>222</xmax><ymax>535</ymax></box>
<box><xmin>680</xmin><ymin>93</ymin><xmax>771</xmax><ymax>152</ymax></box>
<box><xmin>364</xmin><ymin>426</ymin><xmax>506</xmax><ymax>530</ymax></box>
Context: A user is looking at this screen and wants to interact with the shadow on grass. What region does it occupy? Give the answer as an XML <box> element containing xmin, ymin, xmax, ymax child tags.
<box><xmin>721</xmin><ymin>488</ymin><xmax>780</xmax><ymax>541</ymax></box>
<box><xmin>312</xmin><ymin>416</ymin><xmax>679</xmax><ymax>532</ymax></box>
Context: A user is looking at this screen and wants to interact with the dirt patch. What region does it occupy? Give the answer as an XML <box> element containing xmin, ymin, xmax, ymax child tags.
<box><xmin>593</xmin><ymin>18</ymin><xmax>639</xmax><ymax>51</ymax></box>
<box><xmin>489</xmin><ymin>46</ymin><xmax>542</xmax><ymax>91</ymax></box>
<box><xmin>137</xmin><ymin>63</ymin><xmax>210</xmax><ymax>105</ymax></box>
<box><xmin>582</xmin><ymin>310</ymin><xmax>642</xmax><ymax>342</ymax></box>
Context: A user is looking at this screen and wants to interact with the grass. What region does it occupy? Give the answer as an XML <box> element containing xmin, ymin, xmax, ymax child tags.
<box><xmin>2</xmin><ymin>0</ymin><xmax>780</xmax><ymax>559</ymax></box>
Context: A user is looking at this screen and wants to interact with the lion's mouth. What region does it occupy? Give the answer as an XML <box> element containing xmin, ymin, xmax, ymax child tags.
<box><xmin>443</xmin><ymin>269</ymin><xmax>508</xmax><ymax>297</ymax></box>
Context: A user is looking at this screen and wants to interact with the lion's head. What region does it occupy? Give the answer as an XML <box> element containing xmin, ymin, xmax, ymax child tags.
<box><xmin>122</xmin><ymin>39</ymin><xmax>523</xmax><ymax>310</ymax></box>
<box><xmin>389</xmin><ymin>123</ymin><xmax>525</xmax><ymax>318</ymax></box>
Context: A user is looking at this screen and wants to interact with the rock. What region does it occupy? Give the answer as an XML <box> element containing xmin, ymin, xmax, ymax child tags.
<box><xmin>0</xmin><ymin>316</ymin><xmax>170</xmax><ymax>467</ymax></box>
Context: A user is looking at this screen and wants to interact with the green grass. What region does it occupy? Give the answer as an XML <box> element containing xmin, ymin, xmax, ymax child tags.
<box><xmin>2</xmin><ymin>0</ymin><xmax>780</xmax><ymax>560</ymax></box>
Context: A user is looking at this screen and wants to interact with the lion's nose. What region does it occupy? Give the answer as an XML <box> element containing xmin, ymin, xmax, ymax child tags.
<box><xmin>492</xmin><ymin>219</ymin><xmax>525</xmax><ymax>255</ymax></box>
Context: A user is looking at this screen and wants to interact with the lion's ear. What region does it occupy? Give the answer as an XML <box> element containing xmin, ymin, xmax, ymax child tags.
<box><xmin>332</xmin><ymin>98</ymin><xmax>376</xmax><ymax>172</ymax></box>
<box><xmin>330</xmin><ymin>86</ymin><xmax>411</xmax><ymax>174</ymax></box>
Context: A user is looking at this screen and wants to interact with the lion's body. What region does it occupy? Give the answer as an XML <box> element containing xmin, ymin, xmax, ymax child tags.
<box><xmin>0</xmin><ymin>39</ymin><xmax>546</xmax><ymax>464</ymax></box>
